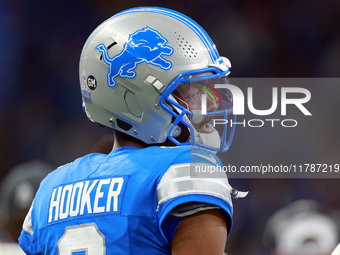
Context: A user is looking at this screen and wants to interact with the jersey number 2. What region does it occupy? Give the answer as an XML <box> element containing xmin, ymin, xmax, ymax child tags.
<box><xmin>57</xmin><ymin>223</ymin><xmax>106</xmax><ymax>255</ymax></box>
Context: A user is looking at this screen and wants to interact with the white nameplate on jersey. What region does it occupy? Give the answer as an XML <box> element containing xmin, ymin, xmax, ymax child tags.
<box><xmin>48</xmin><ymin>176</ymin><xmax>128</xmax><ymax>223</ymax></box>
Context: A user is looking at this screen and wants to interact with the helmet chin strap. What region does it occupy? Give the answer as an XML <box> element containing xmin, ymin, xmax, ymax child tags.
<box><xmin>193</xmin><ymin>126</ymin><xmax>221</xmax><ymax>154</ymax></box>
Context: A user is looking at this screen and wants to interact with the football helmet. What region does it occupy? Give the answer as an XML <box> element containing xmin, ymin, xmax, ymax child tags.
<box><xmin>79</xmin><ymin>7</ymin><xmax>236</xmax><ymax>152</ymax></box>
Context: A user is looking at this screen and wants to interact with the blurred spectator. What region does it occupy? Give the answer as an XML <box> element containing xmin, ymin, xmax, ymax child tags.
<box><xmin>263</xmin><ymin>200</ymin><xmax>340</xmax><ymax>255</ymax></box>
<box><xmin>0</xmin><ymin>160</ymin><xmax>53</xmax><ymax>254</ymax></box>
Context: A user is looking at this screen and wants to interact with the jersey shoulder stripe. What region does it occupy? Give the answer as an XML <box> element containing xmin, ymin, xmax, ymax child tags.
<box><xmin>157</xmin><ymin>162</ymin><xmax>232</xmax><ymax>209</ymax></box>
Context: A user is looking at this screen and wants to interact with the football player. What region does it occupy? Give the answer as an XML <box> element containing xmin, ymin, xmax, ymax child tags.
<box><xmin>263</xmin><ymin>200</ymin><xmax>340</xmax><ymax>255</ymax></box>
<box><xmin>19</xmin><ymin>7</ymin><xmax>247</xmax><ymax>255</ymax></box>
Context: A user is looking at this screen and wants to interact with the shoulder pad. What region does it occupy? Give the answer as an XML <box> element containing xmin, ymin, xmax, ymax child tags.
<box><xmin>157</xmin><ymin>163</ymin><xmax>232</xmax><ymax>208</ymax></box>
<box><xmin>22</xmin><ymin>202</ymin><xmax>34</xmax><ymax>235</ymax></box>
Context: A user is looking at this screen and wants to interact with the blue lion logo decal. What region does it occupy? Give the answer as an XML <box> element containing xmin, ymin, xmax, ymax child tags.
<box><xmin>96</xmin><ymin>27</ymin><xmax>174</xmax><ymax>87</ymax></box>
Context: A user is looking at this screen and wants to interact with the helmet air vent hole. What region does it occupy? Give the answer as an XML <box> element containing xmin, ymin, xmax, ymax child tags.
<box><xmin>174</xmin><ymin>33</ymin><xmax>198</xmax><ymax>60</ymax></box>
<box><xmin>99</xmin><ymin>41</ymin><xmax>117</xmax><ymax>61</ymax></box>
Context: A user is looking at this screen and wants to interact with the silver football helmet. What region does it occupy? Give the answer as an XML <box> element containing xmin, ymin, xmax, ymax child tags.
<box><xmin>79</xmin><ymin>7</ymin><xmax>235</xmax><ymax>152</ymax></box>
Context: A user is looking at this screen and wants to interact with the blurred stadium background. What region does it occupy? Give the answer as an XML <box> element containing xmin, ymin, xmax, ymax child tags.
<box><xmin>1</xmin><ymin>0</ymin><xmax>340</xmax><ymax>254</ymax></box>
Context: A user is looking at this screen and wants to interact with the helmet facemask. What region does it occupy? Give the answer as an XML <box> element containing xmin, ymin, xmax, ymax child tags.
<box><xmin>160</xmin><ymin>67</ymin><xmax>236</xmax><ymax>152</ymax></box>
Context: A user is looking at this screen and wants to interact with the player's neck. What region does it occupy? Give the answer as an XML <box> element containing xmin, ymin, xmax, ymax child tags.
<box><xmin>112</xmin><ymin>130</ymin><xmax>147</xmax><ymax>150</ymax></box>
<box><xmin>112</xmin><ymin>130</ymin><xmax>181</xmax><ymax>151</ymax></box>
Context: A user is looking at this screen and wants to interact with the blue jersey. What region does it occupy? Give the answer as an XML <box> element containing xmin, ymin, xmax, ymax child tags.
<box><xmin>19</xmin><ymin>146</ymin><xmax>233</xmax><ymax>255</ymax></box>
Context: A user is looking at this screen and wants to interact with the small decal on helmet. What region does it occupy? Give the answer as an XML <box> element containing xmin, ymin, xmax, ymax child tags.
<box><xmin>81</xmin><ymin>70</ymin><xmax>87</xmax><ymax>89</ymax></box>
<box><xmin>96</xmin><ymin>26</ymin><xmax>174</xmax><ymax>87</ymax></box>
<box><xmin>87</xmin><ymin>75</ymin><xmax>97</xmax><ymax>90</ymax></box>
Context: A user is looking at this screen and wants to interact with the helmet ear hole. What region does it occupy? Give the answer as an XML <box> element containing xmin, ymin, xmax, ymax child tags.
<box><xmin>116</xmin><ymin>119</ymin><xmax>133</xmax><ymax>131</ymax></box>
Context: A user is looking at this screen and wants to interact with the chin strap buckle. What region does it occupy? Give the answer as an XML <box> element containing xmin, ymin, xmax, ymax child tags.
<box><xmin>231</xmin><ymin>187</ymin><xmax>249</xmax><ymax>199</ymax></box>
